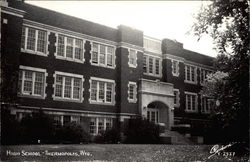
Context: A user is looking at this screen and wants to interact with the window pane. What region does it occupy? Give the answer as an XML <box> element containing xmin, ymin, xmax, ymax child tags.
<box><xmin>106</xmin><ymin>83</ymin><xmax>112</xmax><ymax>102</ymax></box>
<box><xmin>98</xmin><ymin>118</ymin><xmax>104</xmax><ymax>134</ymax></box>
<box><xmin>107</xmin><ymin>53</ymin><xmax>113</xmax><ymax>66</ymax></box>
<box><xmin>66</xmin><ymin>37</ymin><xmax>73</xmax><ymax>58</ymax></box>
<box><xmin>92</xmin><ymin>43</ymin><xmax>98</xmax><ymax>63</ymax></box>
<box><xmin>64</xmin><ymin>77</ymin><xmax>72</xmax><ymax>98</ymax></box>
<box><xmin>129</xmin><ymin>50</ymin><xmax>136</xmax><ymax>66</ymax></box>
<box><xmin>75</xmin><ymin>39</ymin><xmax>83</xmax><ymax>60</ymax></box>
<box><xmin>155</xmin><ymin>59</ymin><xmax>160</xmax><ymax>75</ymax></box>
<box><xmin>90</xmin><ymin>118</ymin><xmax>96</xmax><ymax>135</ymax></box>
<box><xmin>18</xmin><ymin>70</ymin><xmax>23</xmax><ymax>93</ymax></box>
<box><xmin>191</xmin><ymin>67</ymin><xmax>195</xmax><ymax>81</ymax></box>
<box><xmin>129</xmin><ymin>84</ymin><xmax>134</xmax><ymax>100</ymax></box>
<box><xmin>73</xmin><ymin>78</ymin><xmax>81</xmax><ymax>99</ymax></box>
<box><xmin>23</xmin><ymin>71</ymin><xmax>33</xmax><ymax>93</ymax></box>
<box><xmin>26</xmin><ymin>28</ymin><xmax>36</xmax><ymax>51</ymax></box>
<box><xmin>34</xmin><ymin>72</ymin><xmax>44</xmax><ymax>95</ymax></box>
<box><xmin>106</xmin><ymin>118</ymin><xmax>112</xmax><ymax>130</ymax></box>
<box><xmin>55</xmin><ymin>75</ymin><xmax>63</xmax><ymax>97</ymax></box>
<box><xmin>91</xmin><ymin>80</ymin><xmax>97</xmax><ymax>101</ymax></box>
<box><xmin>149</xmin><ymin>57</ymin><xmax>153</xmax><ymax>74</ymax></box>
<box><xmin>37</xmin><ymin>30</ymin><xmax>46</xmax><ymax>53</ymax></box>
<box><xmin>21</xmin><ymin>27</ymin><xmax>26</xmax><ymax>49</ymax></box>
<box><xmin>98</xmin><ymin>82</ymin><xmax>105</xmax><ymax>101</ymax></box>
<box><xmin>99</xmin><ymin>45</ymin><xmax>105</xmax><ymax>65</ymax></box>
<box><xmin>58</xmin><ymin>35</ymin><xmax>65</xmax><ymax>56</ymax></box>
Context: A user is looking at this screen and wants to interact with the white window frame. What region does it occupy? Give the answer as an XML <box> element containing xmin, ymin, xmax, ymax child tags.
<box><xmin>18</xmin><ymin>65</ymin><xmax>47</xmax><ymax>99</ymax></box>
<box><xmin>184</xmin><ymin>64</ymin><xmax>197</xmax><ymax>84</ymax></box>
<box><xmin>53</xmin><ymin>71</ymin><xmax>84</xmax><ymax>102</ymax></box>
<box><xmin>173</xmin><ymin>89</ymin><xmax>180</xmax><ymax>107</ymax></box>
<box><xmin>90</xmin><ymin>41</ymin><xmax>116</xmax><ymax>69</ymax></box>
<box><xmin>185</xmin><ymin>91</ymin><xmax>198</xmax><ymax>112</ymax></box>
<box><xmin>127</xmin><ymin>81</ymin><xmax>137</xmax><ymax>103</ymax></box>
<box><xmin>171</xmin><ymin>59</ymin><xmax>180</xmax><ymax>77</ymax></box>
<box><xmin>21</xmin><ymin>26</ymin><xmax>49</xmax><ymax>57</ymax></box>
<box><xmin>89</xmin><ymin>77</ymin><xmax>116</xmax><ymax>105</ymax></box>
<box><xmin>89</xmin><ymin>117</ymin><xmax>113</xmax><ymax>136</ymax></box>
<box><xmin>55</xmin><ymin>33</ymin><xmax>85</xmax><ymax>63</ymax></box>
<box><xmin>128</xmin><ymin>48</ymin><xmax>138</xmax><ymax>68</ymax></box>
<box><xmin>143</xmin><ymin>54</ymin><xmax>162</xmax><ymax>77</ymax></box>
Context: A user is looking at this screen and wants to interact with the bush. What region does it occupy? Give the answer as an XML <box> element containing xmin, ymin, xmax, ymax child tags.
<box><xmin>94</xmin><ymin>127</ymin><xmax>120</xmax><ymax>144</ymax></box>
<box><xmin>124</xmin><ymin>118</ymin><xmax>160</xmax><ymax>144</ymax></box>
<box><xmin>1</xmin><ymin>108</ymin><xmax>22</xmax><ymax>145</ymax></box>
<box><xmin>56</xmin><ymin>122</ymin><xmax>90</xmax><ymax>144</ymax></box>
<box><xmin>19</xmin><ymin>110</ymin><xmax>55</xmax><ymax>144</ymax></box>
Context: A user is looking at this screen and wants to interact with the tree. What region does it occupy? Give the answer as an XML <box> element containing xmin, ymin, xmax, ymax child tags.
<box><xmin>191</xmin><ymin>0</ymin><xmax>249</xmax><ymax>144</ymax></box>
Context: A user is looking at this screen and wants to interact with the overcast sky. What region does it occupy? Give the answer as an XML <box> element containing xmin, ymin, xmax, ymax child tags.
<box><xmin>26</xmin><ymin>1</ymin><xmax>217</xmax><ymax>57</ymax></box>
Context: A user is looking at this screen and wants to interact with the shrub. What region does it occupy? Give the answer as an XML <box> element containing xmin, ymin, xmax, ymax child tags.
<box><xmin>124</xmin><ymin>118</ymin><xmax>160</xmax><ymax>144</ymax></box>
<box><xmin>94</xmin><ymin>127</ymin><xmax>120</xmax><ymax>144</ymax></box>
<box><xmin>1</xmin><ymin>108</ymin><xmax>22</xmax><ymax>145</ymax></box>
<box><xmin>19</xmin><ymin>110</ymin><xmax>55</xmax><ymax>144</ymax></box>
<box><xmin>56</xmin><ymin>122</ymin><xmax>90</xmax><ymax>144</ymax></box>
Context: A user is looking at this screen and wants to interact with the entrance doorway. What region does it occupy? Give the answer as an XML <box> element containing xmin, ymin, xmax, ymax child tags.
<box><xmin>147</xmin><ymin>108</ymin><xmax>159</xmax><ymax>124</ymax></box>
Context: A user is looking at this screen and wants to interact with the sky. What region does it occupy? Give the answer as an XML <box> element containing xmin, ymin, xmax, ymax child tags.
<box><xmin>26</xmin><ymin>1</ymin><xmax>217</xmax><ymax>57</ymax></box>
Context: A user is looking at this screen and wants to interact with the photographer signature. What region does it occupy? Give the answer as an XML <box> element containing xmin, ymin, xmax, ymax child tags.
<box><xmin>208</xmin><ymin>142</ymin><xmax>236</xmax><ymax>159</ymax></box>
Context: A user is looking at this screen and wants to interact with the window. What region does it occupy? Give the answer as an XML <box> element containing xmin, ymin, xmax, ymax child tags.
<box><xmin>54</xmin><ymin>71</ymin><xmax>84</xmax><ymax>102</ymax></box>
<box><xmin>18</xmin><ymin>66</ymin><xmax>46</xmax><ymax>98</ymax></box>
<box><xmin>173</xmin><ymin>89</ymin><xmax>180</xmax><ymax>107</ymax></box>
<box><xmin>128</xmin><ymin>49</ymin><xmax>137</xmax><ymax>68</ymax></box>
<box><xmin>200</xmin><ymin>69</ymin><xmax>212</xmax><ymax>85</ymax></box>
<box><xmin>171</xmin><ymin>60</ymin><xmax>179</xmax><ymax>77</ymax></box>
<box><xmin>56</xmin><ymin>34</ymin><xmax>84</xmax><ymax>62</ymax></box>
<box><xmin>185</xmin><ymin>64</ymin><xmax>197</xmax><ymax>84</ymax></box>
<box><xmin>147</xmin><ymin>108</ymin><xmax>159</xmax><ymax>124</ymax></box>
<box><xmin>91</xmin><ymin>42</ymin><xmax>115</xmax><ymax>68</ymax></box>
<box><xmin>143</xmin><ymin>55</ymin><xmax>162</xmax><ymax>77</ymax></box>
<box><xmin>128</xmin><ymin>82</ymin><xmax>137</xmax><ymax>103</ymax></box>
<box><xmin>185</xmin><ymin>92</ymin><xmax>198</xmax><ymax>112</ymax></box>
<box><xmin>89</xmin><ymin>117</ymin><xmax>113</xmax><ymax>135</ymax></box>
<box><xmin>71</xmin><ymin>116</ymin><xmax>80</xmax><ymax>124</ymax></box>
<box><xmin>201</xmin><ymin>97</ymin><xmax>212</xmax><ymax>113</ymax></box>
<box><xmin>21</xmin><ymin>26</ymin><xmax>47</xmax><ymax>55</ymax></box>
<box><xmin>90</xmin><ymin>77</ymin><xmax>115</xmax><ymax>105</ymax></box>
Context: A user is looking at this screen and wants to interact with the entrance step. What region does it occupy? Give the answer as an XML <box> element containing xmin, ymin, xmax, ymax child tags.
<box><xmin>160</xmin><ymin>130</ymin><xmax>194</xmax><ymax>145</ymax></box>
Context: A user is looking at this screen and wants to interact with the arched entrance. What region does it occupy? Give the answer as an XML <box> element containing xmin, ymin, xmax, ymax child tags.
<box><xmin>138</xmin><ymin>79</ymin><xmax>174</xmax><ymax>130</ymax></box>
<box><xmin>146</xmin><ymin>101</ymin><xmax>169</xmax><ymax>126</ymax></box>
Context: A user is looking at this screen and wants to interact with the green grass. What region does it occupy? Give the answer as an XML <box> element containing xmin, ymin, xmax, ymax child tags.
<box><xmin>0</xmin><ymin>144</ymin><xmax>248</xmax><ymax>162</ymax></box>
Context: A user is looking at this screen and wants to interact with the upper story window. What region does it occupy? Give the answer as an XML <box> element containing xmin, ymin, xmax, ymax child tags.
<box><xmin>53</xmin><ymin>71</ymin><xmax>84</xmax><ymax>102</ymax></box>
<box><xmin>56</xmin><ymin>34</ymin><xmax>85</xmax><ymax>63</ymax></box>
<box><xmin>143</xmin><ymin>54</ymin><xmax>162</xmax><ymax>77</ymax></box>
<box><xmin>18</xmin><ymin>66</ymin><xmax>47</xmax><ymax>99</ymax></box>
<box><xmin>185</xmin><ymin>92</ymin><xmax>198</xmax><ymax>112</ymax></box>
<box><xmin>201</xmin><ymin>97</ymin><xmax>212</xmax><ymax>113</ymax></box>
<box><xmin>173</xmin><ymin>89</ymin><xmax>180</xmax><ymax>107</ymax></box>
<box><xmin>89</xmin><ymin>77</ymin><xmax>115</xmax><ymax>105</ymax></box>
<box><xmin>128</xmin><ymin>82</ymin><xmax>137</xmax><ymax>103</ymax></box>
<box><xmin>128</xmin><ymin>49</ymin><xmax>137</xmax><ymax>68</ymax></box>
<box><xmin>91</xmin><ymin>42</ymin><xmax>115</xmax><ymax>68</ymax></box>
<box><xmin>185</xmin><ymin>64</ymin><xmax>197</xmax><ymax>84</ymax></box>
<box><xmin>21</xmin><ymin>26</ymin><xmax>48</xmax><ymax>56</ymax></box>
<box><xmin>200</xmin><ymin>68</ymin><xmax>212</xmax><ymax>85</ymax></box>
<box><xmin>171</xmin><ymin>59</ymin><xmax>180</xmax><ymax>77</ymax></box>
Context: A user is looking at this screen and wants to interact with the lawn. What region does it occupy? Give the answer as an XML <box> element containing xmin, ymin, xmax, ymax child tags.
<box><xmin>0</xmin><ymin>144</ymin><xmax>248</xmax><ymax>162</ymax></box>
